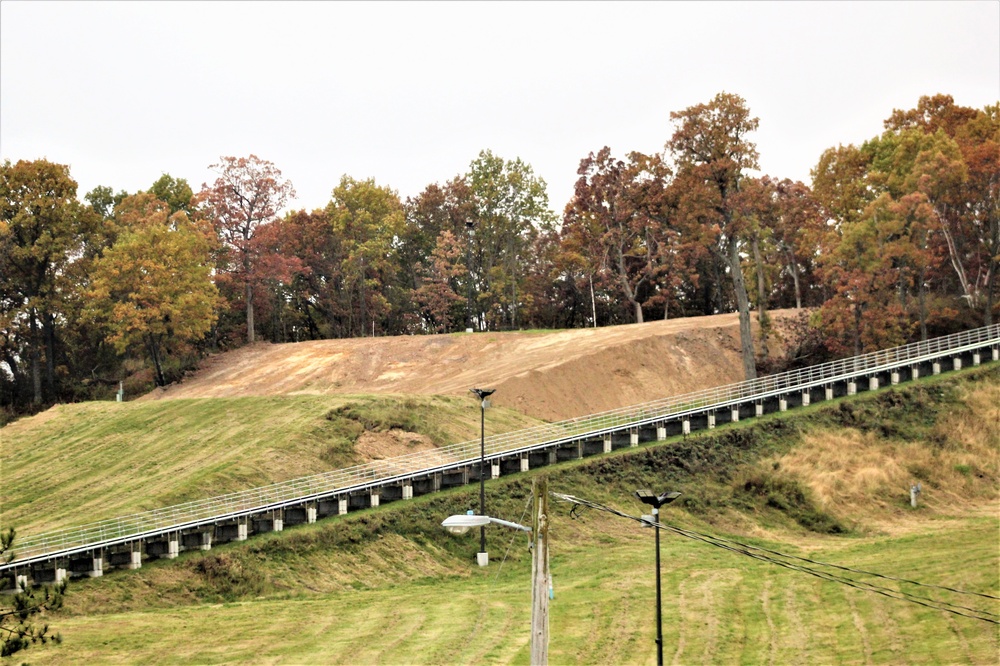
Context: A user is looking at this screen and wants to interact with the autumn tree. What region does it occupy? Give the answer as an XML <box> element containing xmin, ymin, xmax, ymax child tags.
<box><xmin>667</xmin><ymin>92</ymin><xmax>760</xmax><ymax>379</ymax></box>
<box><xmin>413</xmin><ymin>230</ymin><xmax>467</xmax><ymax>332</ymax></box>
<box><xmin>199</xmin><ymin>155</ymin><xmax>295</xmax><ymax>343</ymax></box>
<box><xmin>564</xmin><ymin>147</ymin><xmax>676</xmax><ymax>324</ymax></box>
<box><xmin>83</xmin><ymin>193</ymin><xmax>220</xmax><ymax>386</ymax></box>
<box><xmin>0</xmin><ymin>159</ymin><xmax>100</xmax><ymax>404</ymax></box>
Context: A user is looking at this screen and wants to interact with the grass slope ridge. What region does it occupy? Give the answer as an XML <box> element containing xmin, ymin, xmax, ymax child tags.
<box><xmin>20</xmin><ymin>367</ymin><xmax>999</xmax><ymax>665</ymax></box>
<box><xmin>0</xmin><ymin>395</ymin><xmax>543</xmax><ymax>535</ymax></box>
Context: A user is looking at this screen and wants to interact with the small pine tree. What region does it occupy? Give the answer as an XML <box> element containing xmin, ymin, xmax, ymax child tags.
<box><xmin>0</xmin><ymin>528</ymin><xmax>66</xmax><ymax>658</ymax></box>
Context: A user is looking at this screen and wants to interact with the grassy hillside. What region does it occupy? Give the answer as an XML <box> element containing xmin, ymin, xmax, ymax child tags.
<box><xmin>0</xmin><ymin>394</ymin><xmax>543</xmax><ymax>535</ymax></box>
<box><xmin>14</xmin><ymin>367</ymin><xmax>999</xmax><ymax>665</ymax></box>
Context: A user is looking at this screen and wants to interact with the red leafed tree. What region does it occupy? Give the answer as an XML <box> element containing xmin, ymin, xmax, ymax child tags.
<box><xmin>198</xmin><ymin>155</ymin><xmax>295</xmax><ymax>343</ymax></box>
<box><xmin>667</xmin><ymin>92</ymin><xmax>760</xmax><ymax>379</ymax></box>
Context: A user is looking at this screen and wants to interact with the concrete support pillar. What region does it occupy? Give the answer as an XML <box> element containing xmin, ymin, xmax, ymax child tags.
<box><xmin>681</xmin><ymin>420</ymin><xmax>690</xmax><ymax>436</ymax></box>
<box><xmin>973</xmin><ymin>353</ymin><xmax>980</xmax><ymax>366</ymax></box>
<box><xmin>520</xmin><ymin>456</ymin><xmax>530</xmax><ymax>472</ymax></box>
<box><xmin>402</xmin><ymin>484</ymin><xmax>413</xmax><ymax>500</ymax></box>
<box><xmin>657</xmin><ymin>425</ymin><xmax>667</xmax><ymax>441</ymax></box>
<box><xmin>629</xmin><ymin>431</ymin><xmax>639</xmax><ymax>447</ymax></box>
<box><xmin>237</xmin><ymin>522</ymin><xmax>248</xmax><ymax>541</ymax></box>
<box><xmin>779</xmin><ymin>398</ymin><xmax>787</xmax><ymax>412</ymax></box>
<box><xmin>200</xmin><ymin>532</ymin><xmax>212</xmax><ymax>551</ymax></box>
<box><xmin>491</xmin><ymin>463</ymin><xmax>500</xmax><ymax>480</ymax></box>
<box><xmin>369</xmin><ymin>493</ymin><xmax>380</xmax><ymax>508</ymax></box>
<box><xmin>55</xmin><ymin>567</ymin><xmax>68</xmax><ymax>584</ymax></box>
<box><xmin>89</xmin><ymin>555</ymin><xmax>104</xmax><ymax>577</ymax></box>
<box><xmin>847</xmin><ymin>381</ymin><xmax>857</xmax><ymax>396</ymax></box>
<box><xmin>825</xmin><ymin>386</ymin><xmax>833</xmax><ymax>401</ymax></box>
<box><xmin>731</xmin><ymin>408</ymin><xmax>740</xmax><ymax>422</ymax></box>
<box><xmin>755</xmin><ymin>403</ymin><xmax>764</xmax><ymax>417</ymax></box>
<box><xmin>953</xmin><ymin>357</ymin><xmax>962</xmax><ymax>371</ymax></box>
<box><xmin>869</xmin><ymin>376</ymin><xmax>879</xmax><ymax>391</ymax></box>
<box><xmin>602</xmin><ymin>435</ymin><xmax>612</xmax><ymax>454</ymax></box>
<box><xmin>911</xmin><ymin>365</ymin><xmax>920</xmax><ymax>380</ymax></box>
<box><xmin>891</xmin><ymin>371</ymin><xmax>900</xmax><ymax>385</ymax></box>
<box><xmin>272</xmin><ymin>518</ymin><xmax>284</xmax><ymax>532</ymax></box>
<box><xmin>129</xmin><ymin>550</ymin><xmax>142</xmax><ymax>570</ymax></box>
<box><xmin>993</xmin><ymin>348</ymin><xmax>999</xmax><ymax>362</ymax></box>
<box><xmin>15</xmin><ymin>575</ymin><xmax>28</xmax><ymax>592</ymax></box>
<box><xmin>933</xmin><ymin>362</ymin><xmax>941</xmax><ymax>375</ymax></box>
<box><xmin>306</xmin><ymin>506</ymin><xmax>318</xmax><ymax>523</ymax></box>
<box><xmin>338</xmin><ymin>498</ymin><xmax>348</xmax><ymax>515</ymax></box>
<box><xmin>707</xmin><ymin>414</ymin><xmax>716</xmax><ymax>429</ymax></box>
<box><xmin>801</xmin><ymin>391</ymin><xmax>810</xmax><ymax>406</ymax></box>
<box><xmin>167</xmin><ymin>538</ymin><xmax>179</xmax><ymax>559</ymax></box>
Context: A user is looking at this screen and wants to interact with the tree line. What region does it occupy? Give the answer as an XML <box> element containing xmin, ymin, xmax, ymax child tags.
<box><xmin>1</xmin><ymin>92</ymin><xmax>996</xmax><ymax>418</ymax></box>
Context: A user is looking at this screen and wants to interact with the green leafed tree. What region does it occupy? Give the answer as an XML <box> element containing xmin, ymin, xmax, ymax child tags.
<box><xmin>326</xmin><ymin>176</ymin><xmax>406</xmax><ymax>337</ymax></box>
<box><xmin>83</xmin><ymin>193</ymin><xmax>220</xmax><ymax>387</ymax></box>
<box><xmin>466</xmin><ymin>150</ymin><xmax>557</xmax><ymax>330</ymax></box>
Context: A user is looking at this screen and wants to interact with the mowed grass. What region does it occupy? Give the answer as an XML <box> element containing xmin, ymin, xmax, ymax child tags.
<box><xmin>6</xmin><ymin>366</ymin><xmax>999</xmax><ymax>664</ymax></box>
<box><xmin>16</xmin><ymin>510</ymin><xmax>999</xmax><ymax>665</ymax></box>
<box><xmin>0</xmin><ymin>394</ymin><xmax>543</xmax><ymax>535</ymax></box>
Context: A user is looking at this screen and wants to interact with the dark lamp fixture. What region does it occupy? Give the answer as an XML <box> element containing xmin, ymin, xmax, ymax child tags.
<box><xmin>471</xmin><ymin>388</ymin><xmax>496</xmax><ymax>400</ymax></box>
<box><xmin>635</xmin><ymin>490</ymin><xmax>682</xmax><ymax>508</ymax></box>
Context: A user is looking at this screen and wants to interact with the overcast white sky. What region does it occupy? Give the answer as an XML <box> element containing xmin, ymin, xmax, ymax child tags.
<box><xmin>2</xmin><ymin>1</ymin><xmax>998</xmax><ymax>217</ymax></box>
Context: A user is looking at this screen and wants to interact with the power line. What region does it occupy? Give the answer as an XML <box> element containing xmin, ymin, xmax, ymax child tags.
<box><xmin>552</xmin><ymin>493</ymin><xmax>999</xmax><ymax>625</ymax></box>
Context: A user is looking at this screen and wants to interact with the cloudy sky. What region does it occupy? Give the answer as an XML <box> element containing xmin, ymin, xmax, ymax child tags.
<box><xmin>2</xmin><ymin>1</ymin><xmax>998</xmax><ymax>217</ymax></box>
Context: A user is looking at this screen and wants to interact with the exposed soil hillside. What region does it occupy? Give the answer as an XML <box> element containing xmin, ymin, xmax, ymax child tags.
<box><xmin>144</xmin><ymin>310</ymin><xmax>799</xmax><ymax>421</ymax></box>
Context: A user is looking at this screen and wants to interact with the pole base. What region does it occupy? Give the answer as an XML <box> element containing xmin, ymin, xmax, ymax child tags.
<box><xmin>476</xmin><ymin>552</ymin><xmax>489</xmax><ymax>567</ymax></box>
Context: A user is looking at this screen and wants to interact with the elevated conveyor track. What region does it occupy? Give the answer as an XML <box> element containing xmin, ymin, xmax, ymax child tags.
<box><xmin>3</xmin><ymin>324</ymin><xmax>998</xmax><ymax>584</ymax></box>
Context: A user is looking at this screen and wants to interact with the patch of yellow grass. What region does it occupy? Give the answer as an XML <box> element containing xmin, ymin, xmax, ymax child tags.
<box><xmin>772</xmin><ymin>382</ymin><xmax>999</xmax><ymax>531</ymax></box>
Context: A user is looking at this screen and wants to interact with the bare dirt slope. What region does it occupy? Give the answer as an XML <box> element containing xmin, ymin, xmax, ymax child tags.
<box><xmin>145</xmin><ymin>310</ymin><xmax>799</xmax><ymax>421</ymax></box>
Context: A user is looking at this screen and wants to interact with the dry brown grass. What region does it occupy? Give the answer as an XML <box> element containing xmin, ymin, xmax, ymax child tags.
<box><xmin>770</xmin><ymin>381</ymin><xmax>999</xmax><ymax>533</ymax></box>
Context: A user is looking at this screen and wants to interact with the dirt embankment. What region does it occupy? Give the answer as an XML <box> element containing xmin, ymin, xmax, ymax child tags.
<box><xmin>145</xmin><ymin>310</ymin><xmax>800</xmax><ymax>421</ymax></box>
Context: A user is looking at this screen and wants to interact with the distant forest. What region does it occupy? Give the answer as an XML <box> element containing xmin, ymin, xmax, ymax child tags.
<box><xmin>1</xmin><ymin>93</ymin><xmax>996</xmax><ymax>418</ymax></box>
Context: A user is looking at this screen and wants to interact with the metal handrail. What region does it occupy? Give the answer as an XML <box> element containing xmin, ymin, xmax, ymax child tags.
<box><xmin>5</xmin><ymin>324</ymin><xmax>998</xmax><ymax>563</ymax></box>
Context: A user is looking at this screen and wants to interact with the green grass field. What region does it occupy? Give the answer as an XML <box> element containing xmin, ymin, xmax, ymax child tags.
<box><xmin>4</xmin><ymin>367</ymin><xmax>998</xmax><ymax>664</ymax></box>
<box><xmin>0</xmin><ymin>394</ymin><xmax>543</xmax><ymax>535</ymax></box>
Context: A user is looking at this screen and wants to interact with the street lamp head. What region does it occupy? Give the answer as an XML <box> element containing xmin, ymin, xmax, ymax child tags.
<box><xmin>470</xmin><ymin>388</ymin><xmax>496</xmax><ymax>400</ymax></box>
<box><xmin>442</xmin><ymin>514</ymin><xmax>491</xmax><ymax>535</ymax></box>
<box><xmin>635</xmin><ymin>489</ymin><xmax>682</xmax><ymax>508</ymax></box>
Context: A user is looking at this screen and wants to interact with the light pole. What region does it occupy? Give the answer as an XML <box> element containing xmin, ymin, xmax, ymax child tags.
<box><xmin>442</xmin><ymin>475</ymin><xmax>549</xmax><ymax>665</ymax></box>
<box><xmin>635</xmin><ymin>489</ymin><xmax>681</xmax><ymax>666</ymax></box>
<box><xmin>471</xmin><ymin>387</ymin><xmax>495</xmax><ymax>565</ymax></box>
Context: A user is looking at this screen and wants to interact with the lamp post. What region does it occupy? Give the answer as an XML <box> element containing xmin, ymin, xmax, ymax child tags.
<box><xmin>442</xmin><ymin>475</ymin><xmax>549</xmax><ymax>665</ymax></box>
<box><xmin>470</xmin><ymin>387</ymin><xmax>495</xmax><ymax>565</ymax></box>
<box><xmin>635</xmin><ymin>489</ymin><xmax>681</xmax><ymax>666</ymax></box>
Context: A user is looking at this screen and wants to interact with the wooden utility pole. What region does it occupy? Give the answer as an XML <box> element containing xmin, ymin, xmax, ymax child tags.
<box><xmin>531</xmin><ymin>476</ymin><xmax>550</xmax><ymax>665</ymax></box>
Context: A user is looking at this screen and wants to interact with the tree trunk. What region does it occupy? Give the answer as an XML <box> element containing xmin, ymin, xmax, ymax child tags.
<box><xmin>245</xmin><ymin>280</ymin><xmax>255</xmax><ymax>344</ymax></box>
<box><xmin>726</xmin><ymin>236</ymin><xmax>757</xmax><ymax>380</ymax></box>
<box><xmin>43</xmin><ymin>312</ymin><xmax>57</xmax><ymax>399</ymax></box>
<box><xmin>589</xmin><ymin>273</ymin><xmax>597</xmax><ymax>327</ymax></box>
<box><xmin>751</xmin><ymin>234</ymin><xmax>769</xmax><ymax>363</ymax></box>
<box><xmin>147</xmin><ymin>333</ymin><xmax>165</xmax><ymax>387</ymax></box>
<box><xmin>985</xmin><ymin>256</ymin><xmax>996</xmax><ymax>327</ymax></box>
<box><xmin>785</xmin><ymin>246</ymin><xmax>802</xmax><ymax>309</ymax></box>
<box><xmin>917</xmin><ymin>265</ymin><xmax>928</xmax><ymax>341</ymax></box>
<box><xmin>28</xmin><ymin>309</ymin><xmax>42</xmax><ymax>405</ymax></box>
